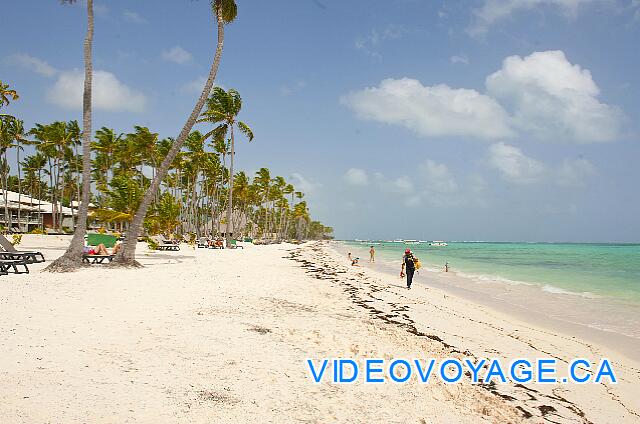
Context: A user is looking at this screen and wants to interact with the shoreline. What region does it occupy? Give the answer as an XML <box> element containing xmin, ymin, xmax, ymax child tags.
<box><xmin>305</xmin><ymin>242</ymin><xmax>640</xmax><ymax>422</ymax></box>
<box><xmin>1</xmin><ymin>236</ymin><xmax>638</xmax><ymax>422</ymax></box>
<box><xmin>333</xmin><ymin>241</ymin><xmax>640</xmax><ymax>361</ymax></box>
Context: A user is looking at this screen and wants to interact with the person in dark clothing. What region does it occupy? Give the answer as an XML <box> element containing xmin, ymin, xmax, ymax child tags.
<box><xmin>400</xmin><ymin>248</ymin><xmax>416</xmax><ymax>289</ymax></box>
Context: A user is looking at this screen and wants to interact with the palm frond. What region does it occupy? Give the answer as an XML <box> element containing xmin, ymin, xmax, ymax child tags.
<box><xmin>237</xmin><ymin>121</ymin><xmax>254</xmax><ymax>142</ymax></box>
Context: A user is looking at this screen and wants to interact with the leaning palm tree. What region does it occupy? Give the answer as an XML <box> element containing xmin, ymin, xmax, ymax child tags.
<box><xmin>114</xmin><ymin>0</ymin><xmax>238</xmax><ymax>266</ymax></box>
<box><xmin>46</xmin><ymin>0</ymin><xmax>94</xmax><ymax>271</ymax></box>
<box><xmin>198</xmin><ymin>87</ymin><xmax>254</xmax><ymax>245</ymax></box>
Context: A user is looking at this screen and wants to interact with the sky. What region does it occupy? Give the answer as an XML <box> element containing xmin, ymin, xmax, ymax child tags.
<box><xmin>1</xmin><ymin>0</ymin><xmax>639</xmax><ymax>242</ymax></box>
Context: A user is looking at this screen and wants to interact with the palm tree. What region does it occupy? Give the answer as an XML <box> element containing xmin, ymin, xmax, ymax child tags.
<box><xmin>10</xmin><ymin>120</ymin><xmax>31</xmax><ymax>231</ymax></box>
<box><xmin>0</xmin><ymin>117</ymin><xmax>17</xmax><ymax>229</ymax></box>
<box><xmin>114</xmin><ymin>0</ymin><xmax>238</xmax><ymax>266</ymax></box>
<box><xmin>198</xmin><ymin>87</ymin><xmax>254</xmax><ymax>245</ymax></box>
<box><xmin>93</xmin><ymin>127</ymin><xmax>123</xmax><ymax>203</ymax></box>
<box><xmin>282</xmin><ymin>183</ymin><xmax>294</xmax><ymax>239</ymax></box>
<box><xmin>46</xmin><ymin>0</ymin><xmax>94</xmax><ymax>271</ymax></box>
<box><xmin>0</xmin><ymin>81</ymin><xmax>19</xmax><ymax>112</ymax></box>
<box><xmin>253</xmin><ymin>168</ymin><xmax>272</xmax><ymax>237</ymax></box>
<box><xmin>22</xmin><ymin>153</ymin><xmax>47</xmax><ymax>229</ymax></box>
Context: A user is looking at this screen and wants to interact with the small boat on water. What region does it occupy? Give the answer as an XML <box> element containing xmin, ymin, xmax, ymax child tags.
<box><xmin>392</xmin><ymin>239</ymin><xmax>404</xmax><ymax>243</ymax></box>
<box><xmin>429</xmin><ymin>240</ymin><xmax>448</xmax><ymax>247</ymax></box>
<box><xmin>404</xmin><ymin>240</ymin><xmax>420</xmax><ymax>245</ymax></box>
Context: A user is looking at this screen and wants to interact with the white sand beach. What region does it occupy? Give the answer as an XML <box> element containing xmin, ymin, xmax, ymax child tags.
<box><xmin>1</xmin><ymin>235</ymin><xmax>639</xmax><ymax>423</ymax></box>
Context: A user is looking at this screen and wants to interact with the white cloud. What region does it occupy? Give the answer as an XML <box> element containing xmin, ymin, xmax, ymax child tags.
<box><xmin>354</xmin><ymin>26</ymin><xmax>406</xmax><ymax>60</ymax></box>
<box><xmin>123</xmin><ymin>10</ymin><xmax>147</xmax><ymax>24</ymax></box>
<box><xmin>450</xmin><ymin>55</ymin><xmax>469</xmax><ymax>65</ymax></box>
<box><xmin>468</xmin><ymin>0</ymin><xmax>594</xmax><ymax>36</ymax></box>
<box><xmin>344</xmin><ymin>168</ymin><xmax>369</xmax><ymax>186</ymax></box>
<box><xmin>390</xmin><ymin>176</ymin><xmax>414</xmax><ymax>194</ymax></box>
<box><xmin>46</xmin><ymin>69</ymin><xmax>146</xmax><ymax>112</ymax></box>
<box><xmin>374</xmin><ymin>172</ymin><xmax>415</xmax><ymax>194</ymax></box>
<box><xmin>343</xmin><ymin>50</ymin><xmax>622</xmax><ymax>144</ymax></box>
<box><xmin>488</xmin><ymin>143</ymin><xmax>598</xmax><ymax>186</ymax></box>
<box><xmin>486</xmin><ymin>50</ymin><xmax>622</xmax><ymax>143</ymax></box>
<box><xmin>162</xmin><ymin>46</ymin><xmax>193</xmax><ymax>64</ymax></box>
<box><xmin>556</xmin><ymin>158</ymin><xmax>596</xmax><ymax>186</ymax></box>
<box><xmin>7</xmin><ymin>53</ymin><xmax>57</xmax><ymax>77</ymax></box>
<box><xmin>487</xmin><ymin>142</ymin><xmax>547</xmax><ymax>184</ymax></box>
<box><xmin>342</xmin><ymin>78</ymin><xmax>514</xmax><ymax>139</ymax></box>
<box><xmin>290</xmin><ymin>173</ymin><xmax>322</xmax><ymax>194</ymax></box>
<box><xmin>419</xmin><ymin>160</ymin><xmax>458</xmax><ymax>193</ymax></box>
<box><xmin>413</xmin><ymin>159</ymin><xmax>464</xmax><ymax>207</ymax></box>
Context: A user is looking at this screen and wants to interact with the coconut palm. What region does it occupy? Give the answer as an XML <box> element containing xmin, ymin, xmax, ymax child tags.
<box><xmin>0</xmin><ymin>81</ymin><xmax>19</xmax><ymax>114</ymax></box>
<box><xmin>0</xmin><ymin>117</ymin><xmax>17</xmax><ymax>229</ymax></box>
<box><xmin>115</xmin><ymin>0</ymin><xmax>238</xmax><ymax>266</ymax></box>
<box><xmin>46</xmin><ymin>0</ymin><xmax>94</xmax><ymax>271</ymax></box>
<box><xmin>22</xmin><ymin>153</ymin><xmax>47</xmax><ymax>229</ymax></box>
<box><xmin>198</xmin><ymin>87</ymin><xmax>254</xmax><ymax>245</ymax></box>
<box><xmin>93</xmin><ymin>127</ymin><xmax>123</xmax><ymax>202</ymax></box>
<box><xmin>30</xmin><ymin>121</ymin><xmax>80</xmax><ymax>232</ymax></box>
<box><xmin>10</xmin><ymin>120</ymin><xmax>31</xmax><ymax>231</ymax></box>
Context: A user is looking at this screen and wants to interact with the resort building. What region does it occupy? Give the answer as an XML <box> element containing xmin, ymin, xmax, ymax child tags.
<box><xmin>0</xmin><ymin>190</ymin><xmax>77</xmax><ymax>232</ymax></box>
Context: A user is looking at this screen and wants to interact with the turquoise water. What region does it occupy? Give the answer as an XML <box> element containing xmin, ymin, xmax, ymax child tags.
<box><xmin>343</xmin><ymin>241</ymin><xmax>640</xmax><ymax>303</ymax></box>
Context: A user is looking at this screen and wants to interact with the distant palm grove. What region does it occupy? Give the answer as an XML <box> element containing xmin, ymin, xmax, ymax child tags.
<box><xmin>0</xmin><ymin>81</ymin><xmax>333</xmax><ymax>241</ymax></box>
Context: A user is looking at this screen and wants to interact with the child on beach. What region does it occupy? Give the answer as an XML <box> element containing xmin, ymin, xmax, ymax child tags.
<box><xmin>348</xmin><ymin>252</ymin><xmax>360</xmax><ymax>266</ymax></box>
<box><xmin>369</xmin><ymin>246</ymin><xmax>375</xmax><ymax>262</ymax></box>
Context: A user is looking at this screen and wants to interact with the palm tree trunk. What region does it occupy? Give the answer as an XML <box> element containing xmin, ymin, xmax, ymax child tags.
<box><xmin>46</xmin><ymin>0</ymin><xmax>93</xmax><ymax>271</ymax></box>
<box><xmin>2</xmin><ymin>153</ymin><xmax>8</xmax><ymax>231</ymax></box>
<box><xmin>74</xmin><ymin>142</ymin><xmax>81</xmax><ymax>228</ymax></box>
<box><xmin>17</xmin><ymin>142</ymin><xmax>22</xmax><ymax>232</ymax></box>
<box><xmin>114</xmin><ymin>9</ymin><xmax>225</xmax><ymax>265</ymax></box>
<box><xmin>38</xmin><ymin>168</ymin><xmax>43</xmax><ymax>230</ymax></box>
<box><xmin>225</xmin><ymin>126</ymin><xmax>235</xmax><ymax>245</ymax></box>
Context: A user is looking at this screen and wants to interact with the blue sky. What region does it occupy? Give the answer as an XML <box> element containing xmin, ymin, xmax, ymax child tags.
<box><xmin>2</xmin><ymin>0</ymin><xmax>639</xmax><ymax>242</ymax></box>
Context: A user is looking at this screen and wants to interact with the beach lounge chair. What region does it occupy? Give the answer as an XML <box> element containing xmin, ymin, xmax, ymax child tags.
<box><xmin>82</xmin><ymin>233</ymin><xmax>117</xmax><ymax>264</ymax></box>
<box><xmin>228</xmin><ymin>239</ymin><xmax>244</xmax><ymax>249</ymax></box>
<box><xmin>197</xmin><ymin>237</ymin><xmax>209</xmax><ymax>248</ymax></box>
<box><xmin>151</xmin><ymin>236</ymin><xmax>181</xmax><ymax>251</ymax></box>
<box><xmin>209</xmin><ymin>239</ymin><xmax>224</xmax><ymax>249</ymax></box>
<box><xmin>0</xmin><ymin>259</ymin><xmax>30</xmax><ymax>274</ymax></box>
<box><xmin>82</xmin><ymin>255</ymin><xmax>114</xmax><ymax>264</ymax></box>
<box><xmin>0</xmin><ymin>234</ymin><xmax>45</xmax><ymax>264</ymax></box>
<box><xmin>86</xmin><ymin>233</ymin><xmax>117</xmax><ymax>248</ymax></box>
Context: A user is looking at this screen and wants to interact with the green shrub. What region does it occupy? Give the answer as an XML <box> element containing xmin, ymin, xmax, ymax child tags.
<box><xmin>11</xmin><ymin>234</ymin><xmax>22</xmax><ymax>246</ymax></box>
<box><xmin>146</xmin><ymin>237</ymin><xmax>159</xmax><ymax>250</ymax></box>
<box><xmin>29</xmin><ymin>228</ymin><xmax>45</xmax><ymax>235</ymax></box>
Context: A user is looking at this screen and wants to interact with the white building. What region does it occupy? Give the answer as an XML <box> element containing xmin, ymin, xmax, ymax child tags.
<box><xmin>0</xmin><ymin>190</ymin><xmax>77</xmax><ymax>232</ymax></box>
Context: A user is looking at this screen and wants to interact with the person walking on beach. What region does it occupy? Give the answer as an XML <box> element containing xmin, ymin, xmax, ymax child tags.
<box><xmin>400</xmin><ymin>248</ymin><xmax>416</xmax><ymax>289</ymax></box>
<box><xmin>369</xmin><ymin>246</ymin><xmax>375</xmax><ymax>263</ymax></box>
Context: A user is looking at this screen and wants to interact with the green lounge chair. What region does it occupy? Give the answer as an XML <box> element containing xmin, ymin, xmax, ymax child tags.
<box><xmin>228</xmin><ymin>239</ymin><xmax>244</xmax><ymax>249</ymax></box>
<box><xmin>83</xmin><ymin>233</ymin><xmax>118</xmax><ymax>264</ymax></box>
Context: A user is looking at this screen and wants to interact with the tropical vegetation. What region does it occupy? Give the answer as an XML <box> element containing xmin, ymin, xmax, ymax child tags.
<box><xmin>0</xmin><ymin>0</ymin><xmax>332</xmax><ymax>271</ymax></box>
<box><xmin>0</xmin><ymin>87</ymin><xmax>332</xmax><ymax>241</ymax></box>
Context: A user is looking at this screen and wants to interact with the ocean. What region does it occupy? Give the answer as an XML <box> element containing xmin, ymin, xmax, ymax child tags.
<box><xmin>338</xmin><ymin>240</ymin><xmax>640</xmax><ymax>345</ymax></box>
